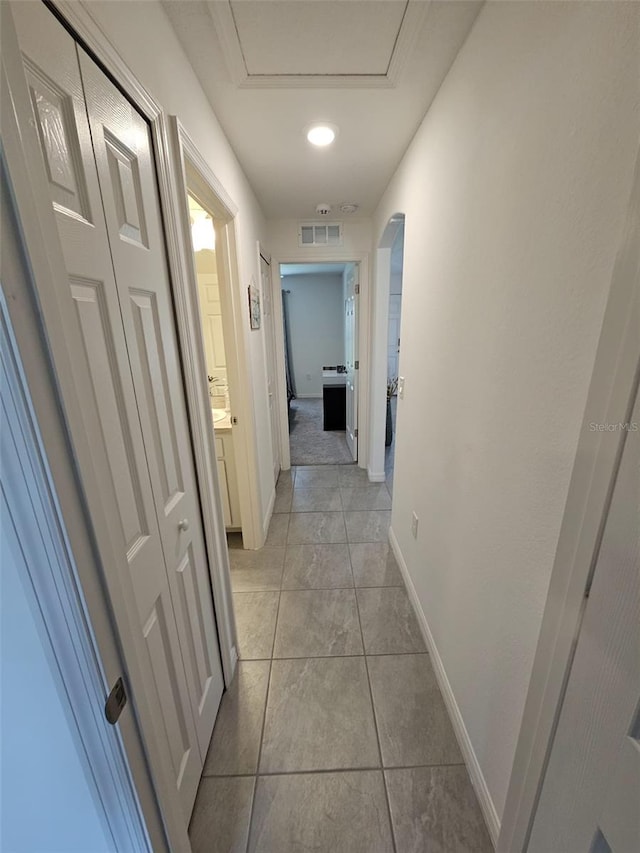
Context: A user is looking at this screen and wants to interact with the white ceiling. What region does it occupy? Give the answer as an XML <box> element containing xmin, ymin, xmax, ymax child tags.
<box><xmin>231</xmin><ymin>1</ymin><xmax>407</xmax><ymax>76</ymax></box>
<box><xmin>162</xmin><ymin>1</ymin><xmax>483</xmax><ymax>219</ymax></box>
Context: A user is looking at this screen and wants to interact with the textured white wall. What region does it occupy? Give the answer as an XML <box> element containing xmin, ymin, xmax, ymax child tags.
<box><xmin>285</xmin><ymin>274</ymin><xmax>345</xmax><ymax>397</ymax></box>
<box><xmin>86</xmin><ymin>0</ymin><xmax>275</xmax><ymax>525</ymax></box>
<box><xmin>373</xmin><ymin>0</ymin><xmax>640</xmax><ymax>824</ymax></box>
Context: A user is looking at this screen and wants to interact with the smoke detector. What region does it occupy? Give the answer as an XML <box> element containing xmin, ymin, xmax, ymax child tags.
<box><xmin>339</xmin><ymin>202</ymin><xmax>359</xmax><ymax>215</ymax></box>
<box><xmin>315</xmin><ymin>203</ymin><xmax>332</xmax><ymax>216</ymax></box>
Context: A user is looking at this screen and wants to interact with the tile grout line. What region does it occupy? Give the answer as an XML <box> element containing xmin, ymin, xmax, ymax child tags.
<box><xmin>351</xmin><ymin>534</ymin><xmax>399</xmax><ymax>853</ymax></box>
<box><xmin>243</xmin><ymin>527</ymin><xmax>286</xmax><ymax>853</ymax></box>
<box><xmin>237</xmin><ymin>651</ymin><xmax>430</xmax><ymax>663</ymax></box>
<box><xmin>202</xmin><ymin>760</ymin><xmax>467</xmax><ymax>781</ymax></box>
<box><xmin>232</xmin><ymin>492</ymin><xmax>404</xmax><ymax>849</ymax></box>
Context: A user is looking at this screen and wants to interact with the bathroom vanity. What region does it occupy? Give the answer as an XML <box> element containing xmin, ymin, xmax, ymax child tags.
<box><xmin>212</xmin><ymin>409</ymin><xmax>241</xmax><ymax>530</ymax></box>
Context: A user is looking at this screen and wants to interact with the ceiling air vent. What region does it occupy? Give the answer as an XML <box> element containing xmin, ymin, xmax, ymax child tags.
<box><xmin>298</xmin><ymin>222</ymin><xmax>343</xmax><ymax>248</ymax></box>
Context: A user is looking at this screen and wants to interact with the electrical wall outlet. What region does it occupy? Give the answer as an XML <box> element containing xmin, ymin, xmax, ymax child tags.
<box><xmin>306</xmin><ymin>373</ymin><xmax>312</xmax><ymax>381</ymax></box>
<box><xmin>411</xmin><ymin>511</ymin><xmax>419</xmax><ymax>539</ymax></box>
<box><xmin>398</xmin><ymin>376</ymin><xmax>405</xmax><ymax>398</ymax></box>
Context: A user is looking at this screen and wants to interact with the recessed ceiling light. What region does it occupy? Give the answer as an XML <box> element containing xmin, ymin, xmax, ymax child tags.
<box><xmin>306</xmin><ymin>123</ymin><xmax>337</xmax><ymax>147</ymax></box>
<box><xmin>339</xmin><ymin>203</ymin><xmax>359</xmax><ymax>215</ymax></box>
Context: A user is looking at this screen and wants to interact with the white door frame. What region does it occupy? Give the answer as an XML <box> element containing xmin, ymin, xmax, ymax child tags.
<box><xmin>270</xmin><ymin>253</ymin><xmax>370</xmax><ymax>471</ymax></box>
<box><xmin>369</xmin><ymin>214</ymin><xmax>404</xmax><ymax>482</ymax></box>
<box><xmin>257</xmin><ymin>243</ymin><xmax>282</xmax><ymax>484</ymax></box>
<box><xmin>498</xmin><ymin>150</ymin><xmax>640</xmax><ymax>851</ymax></box>
<box><xmin>168</xmin><ymin>120</ymin><xmax>263</xmax><ymax>555</ymax></box>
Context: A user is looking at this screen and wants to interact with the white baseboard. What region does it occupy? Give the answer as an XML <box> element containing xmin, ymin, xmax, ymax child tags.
<box><xmin>294</xmin><ymin>393</ymin><xmax>322</xmax><ymax>399</ymax></box>
<box><xmin>388</xmin><ymin>526</ymin><xmax>501</xmax><ymax>847</ymax></box>
<box><xmin>367</xmin><ymin>468</ymin><xmax>386</xmax><ymax>483</ymax></box>
<box><xmin>262</xmin><ymin>486</ymin><xmax>276</xmax><ymax>545</ymax></box>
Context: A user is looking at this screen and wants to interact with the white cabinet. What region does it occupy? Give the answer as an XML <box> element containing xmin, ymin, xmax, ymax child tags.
<box><xmin>215</xmin><ymin>432</ymin><xmax>241</xmax><ymax>529</ymax></box>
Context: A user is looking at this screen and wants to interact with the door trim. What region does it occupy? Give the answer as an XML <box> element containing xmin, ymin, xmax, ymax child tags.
<box><xmin>270</xmin><ymin>253</ymin><xmax>370</xmax><ymax>472</ymax></box>
<box><xmin>169</xmin><ymin>118</ymin><xmax>265</xmax><ymax>554</ymax></box>
<box><xmin>257</xmin><ymin>242</ymin><xmax>282</xmax><ymax>494</ymax></box>
<box><xmin>498</xmin><ymin>148</ymin><xmax>640</xmax><ymax>851</ymax></box>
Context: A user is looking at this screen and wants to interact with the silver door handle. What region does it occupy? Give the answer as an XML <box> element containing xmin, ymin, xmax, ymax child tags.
<box><xmin>178</xmin><ymin>519</ymin><xmax>190</xmax><ymax>532</ymax></box>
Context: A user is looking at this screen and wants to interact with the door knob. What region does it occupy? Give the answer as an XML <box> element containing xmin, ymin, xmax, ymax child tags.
<box><xmin>178</xmin><ymin>518</ymin><xmax>190</xmax><ymax>532</ymax></box>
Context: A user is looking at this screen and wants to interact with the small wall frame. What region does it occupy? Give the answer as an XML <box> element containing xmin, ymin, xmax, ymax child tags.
<box><xmin>248</xmin><ymin>283</ymin><xmax>261</xmax><ymax>330</ymax></box>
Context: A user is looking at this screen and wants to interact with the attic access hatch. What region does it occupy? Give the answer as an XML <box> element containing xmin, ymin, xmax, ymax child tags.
<box><xmin>298</xmin><ymin>222</ymin><xmax>343</xmax><ymax>247</ymax></box>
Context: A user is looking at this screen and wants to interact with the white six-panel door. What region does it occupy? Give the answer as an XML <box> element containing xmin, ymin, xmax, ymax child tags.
<box><xmin>12</xmin><ymin>1</ymin><xmax>223</xmax><ymax>823</ymax></box>
<box><xmin>80</xmin><ymin>53</ymin><xmax>224</xmax><ymax>762</ymax></box>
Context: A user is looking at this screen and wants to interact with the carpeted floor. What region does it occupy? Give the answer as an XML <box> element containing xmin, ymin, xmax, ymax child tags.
<box><xmin>288</xmin><ymin>398</ymin><xmax>354</xmax><ymax>465</ymax></box>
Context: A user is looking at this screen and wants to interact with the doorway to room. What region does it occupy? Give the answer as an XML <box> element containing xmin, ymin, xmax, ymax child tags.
<box><xmin>280</xmin><ymin>262</ymin><xmax>359</xmax><ymax>466</ymax></box>
<box><xmin>187</xmin><ymin>194</ymin><xmax>243</xmax><ymax>532</ymax></box>
<box><xmin>385</xmin><ymin>217</ymin><xmax>404</xmax><ymax>495</ymax></box>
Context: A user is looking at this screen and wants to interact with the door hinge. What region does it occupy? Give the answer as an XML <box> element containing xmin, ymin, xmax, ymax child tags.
<box><xmin>355</xmin><ymin>360</ymin><xmax>359</xmax><ymax>370</ymax></box>
<box><xmin>105</xmin><ymin>677</ymin><xmax>127</xmax><ymax>725</ymax></box>
<box><xmin>354</xmin><ymin>428</ymin><xmax>359</xmax><ymax>438</ymax></box>
<box><xmin>355</xmin><ymin>284</ymin><xmax>360</xmax><ymax>295</ymax></box>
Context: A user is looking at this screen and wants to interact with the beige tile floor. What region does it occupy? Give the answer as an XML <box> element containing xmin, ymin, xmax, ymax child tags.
<box><xmin>190</xmin><ymin>465</ymin><xmax>493</xmax><ymax>853</ymax></box>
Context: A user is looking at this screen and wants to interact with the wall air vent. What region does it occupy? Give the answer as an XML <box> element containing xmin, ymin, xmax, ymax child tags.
<box><xmin>298</xmin><ymin>222</ymin><xmax>343</xmax><ymax>248</ymax></box>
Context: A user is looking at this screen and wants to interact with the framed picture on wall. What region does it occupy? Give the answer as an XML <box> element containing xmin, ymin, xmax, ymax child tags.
<box><xmin>248</xmin><ymin>283</ymin><xmax>261</xmax><ymax>330</ymax></box>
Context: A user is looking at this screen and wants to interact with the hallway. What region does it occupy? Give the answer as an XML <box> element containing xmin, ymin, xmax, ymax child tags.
<box><xmin>190</xmin><ymin>466</ymin><xmax>492</xmax><ymax>851</ymax></box>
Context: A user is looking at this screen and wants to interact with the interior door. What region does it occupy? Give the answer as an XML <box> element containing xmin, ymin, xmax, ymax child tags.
<box><xmin>344</xmin><ymin>263</ymin><xmax>359</xmax><ymax>461</ymax></box>
<box><xmin>260</xmin><ymin>253</ymin><xmax>281</xmax><ymax>482</ymax></box>
<box><xmin>388</xmin><ymin>295</ymin><xmax>401</xmax><ymax>380</ymax></box>
<box><xmin>198</xmin><ymin>270</ymin><xmax>228</xmax><ymax>384</ymax></box>
<box><xmin>528</xmin><ymin>381</ymin><xmax>640</xmax><ymax>853</ymax></box>
<box><xmin>78</xmin><ymin>52</ymin><xmax>224</xmax><ymax>762</ymax></box>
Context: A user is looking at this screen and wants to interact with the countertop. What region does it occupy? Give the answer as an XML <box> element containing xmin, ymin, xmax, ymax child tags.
<box><xmin>212</xmin><ymin>409</ymin><xmax>232</xmax><ymax>432</ymax></box>
<box><xmin>322</xmin><ymin>369</ymin><xmax>347</xmax><ymax>385</ymax></box>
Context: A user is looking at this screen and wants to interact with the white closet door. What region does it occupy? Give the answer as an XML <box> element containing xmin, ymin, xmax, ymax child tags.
<box><xmin>78</xmin><ymin>53</ymin><xmax>224</xmax><ymax>760</ymax></box>
<box><xmin>11</xmin><ymin>2</ymin><xmax>203</xmax><ymax>821</ymax></box>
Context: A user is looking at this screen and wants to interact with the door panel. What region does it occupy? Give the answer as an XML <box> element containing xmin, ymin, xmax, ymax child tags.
<box><xmin>69</xmin><ymin>277</ymin><xmax>150</xmax><ymax>561</ymax></box>
<box><xmin>198</xmin><ymin>274</ymin><xmax>227</xmax><ymax>378</ymax></box>
<box><xmin>143</xmin><ymin>599</ymin><xmax>194</xmax><ymax>784</ymax></box>
<box><xmin>78</xmin><ymin>51</ymin><xmax>224</xmax><ymax>761</ymax></box>
<box><xmin>23</xmin><ymin>59</ymin><xmax>91</xmax><ymax>222</ymax></box>
<box><xmin>344</xmin><ymin>264</ymin><xmax>358</xmax><ymax>461</ymax></box>
<box><xmin>129</xmin><ymin>288</ymin><xmax>184</xmax><ymax>508</ymax></box>
<box><xmin>529</xmin><ymin>386</ymin><xmax>640</xmax><ymax>852</ymax></box>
